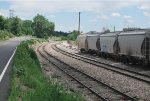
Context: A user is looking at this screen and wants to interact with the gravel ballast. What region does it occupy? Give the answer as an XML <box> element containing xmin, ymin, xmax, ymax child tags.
<box><xmin>44</xmin><ymin>41</ymin><xmax>150</xmax><ymax>101</ymax></box>
<box><xmin>34</xmin><ymin>43</ymin><xmax>99</xmax><ymax>101</ymax></box>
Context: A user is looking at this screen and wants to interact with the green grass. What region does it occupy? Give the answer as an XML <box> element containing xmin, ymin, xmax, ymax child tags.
<box><xmin>0</xmin><ymin>30</ymin><xmax>14</xmax><ymax>40</ymax></box>
<box><xmin>50</xmin><ymin>36</ymin><xmax>62</xmax><ymax>41</ymax></box>
<box><xmin>8</xmin><ymin>39</ymin><xmax>85</xmax><ymax>101</ymax></box>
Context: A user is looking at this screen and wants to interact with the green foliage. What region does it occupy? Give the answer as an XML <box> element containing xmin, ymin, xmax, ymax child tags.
<box><xmin>27</xmin><ymin>38</ymin><xmax>47</xmax><ymax>45</ymax></box>
<box><xmin>61</xmin><ymin>36</ymin><xmax>68</xmax><ymax>40</ymax></box>
<box><xmin>1</xmin><ymin>14</ymin><xmax>55</xmax><ymax>37</ymax></box>
<box><xmin>67</xmin><ymin>30</ymin><xmax>78</xmax><ymax>41</ymax></box>
<box><xmin>8</xmin><ymin>40</ymin><xmax>85</xmax><ymax>101</ymax></box>
<box><xmin>0</xmin><ymin>15</ymin><xmax>6</xmax><ymax>30</ymax></box>
<box><xmin>3</xmin><ymin>17</ymin><xmax>22</xmax><ymax>36</ymax></box>
<box><xmin>60</xmin><ymin>30</ymin><xmax>78</xmax><ymax>41</ymax></box>
<box><xmin>53</xmin><ymin>31</ymin><xmax>68</xmax><ymax>37</ymax></box>
<box><xmin>16</xmin><ymin>67</ymin><xmax>25</xmax><ymax>77</ymax></box>
<box><xmin>1</xmin><ymin>16</ymin><xmax>32</xmax><ymax>36</ymax></box>
<box><xmin>10</xmin><ymin>17</ymin><xmax>22</xmax><ymax>36</ymax></box>
<box><xmin>33</xmin><ymin>14</ymin><xmax>55</xmax><ymax>38</ymax></box>
<box><xmin>3</xmin><ymin>18</ymin><xmax>11</xmax><ymax>32</ymax></box>
<box><xmin>0</xmin><ymin>30</ymin><xmax>14</xmax><ymax>40</ymax></box>
<box><xmin>21</xmin><ymin>20</ymin><xmax>33</xmax><ymax>35</ymax></box>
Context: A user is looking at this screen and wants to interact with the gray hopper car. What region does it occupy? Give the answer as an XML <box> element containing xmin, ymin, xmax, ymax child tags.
<box><xmin>77</xmin><ymin>29</ymin><xmax>150</xmax><ymax>65</ymax></box>
<box><xmin>77</xmin><ymin>32</ymin><xmax>100</xmax><ymax>53</ymax></box>
<box><xmin>118</xmin><ymin>29</ymin><xmax>150</xmax><ymax>64</ymax></box>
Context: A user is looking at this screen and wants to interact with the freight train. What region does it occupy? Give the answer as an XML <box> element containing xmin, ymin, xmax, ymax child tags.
<box><xmin>77</xmin><ymin>29</ymin><xmax>150</xmax><ymax>65</ymax></box>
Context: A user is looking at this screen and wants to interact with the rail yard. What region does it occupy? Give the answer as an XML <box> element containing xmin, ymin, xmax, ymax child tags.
<box><xmin>34</xmin><ymin>39</ymin><xmax>150</xmax><ymax>101</ymax></box>
<box><xmin>2</xmin><ymin>1</ymin><xmax>150</xmax><ymax>101</ymax></box>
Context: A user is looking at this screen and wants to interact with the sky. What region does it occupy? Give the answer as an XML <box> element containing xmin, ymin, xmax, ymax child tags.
<box><xmin>0</xmin><ymin>0</ymin><xmax>150</xmax><ymax>32</ymax></box>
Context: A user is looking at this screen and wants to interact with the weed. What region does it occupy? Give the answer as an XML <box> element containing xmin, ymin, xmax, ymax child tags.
<box><xmin>0</xmin><ymin>30</ymin><xmax>14</xmax><ymax>40</ymax></box>
<box><xmin>8</xmin><ymin>39</ymin><xmax>85</xmax><ymax>101</ymax></box>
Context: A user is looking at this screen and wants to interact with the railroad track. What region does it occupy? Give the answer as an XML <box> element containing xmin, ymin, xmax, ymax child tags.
<box><xmin>52</xmin><ymin>44</ymin><xmax>150</xmax><ymax>85</ymax></box>
<box><xmin>37</xmin><ymin>43</ymin><xmax>136</xmax><ymax>101</ymax></box>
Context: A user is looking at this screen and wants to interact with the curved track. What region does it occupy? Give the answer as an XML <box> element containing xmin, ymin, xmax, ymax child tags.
<box><xmin>52</xmin><ymin>44</ymin><xmax>150</xmax><ymax>84</ymax></box>
<box><xmin>37</xmin><ymin>43</ymin><xmax>137</xmax><ymax>101</ymax></box>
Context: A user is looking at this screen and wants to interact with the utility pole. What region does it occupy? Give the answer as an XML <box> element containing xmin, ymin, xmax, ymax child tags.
<box><xmin>9</xmin><ymin>9</ymin><xmax>14</xmax><ymax>18</ymax></box>
<box><xmin>114</xmin><ymin>26</ymin><xmax>115</xmax><ymax>32</ymax></box>
<box><xmin>78</xmin><ymin>12</ymin><xmax>81</xmax><ymax>34</ymax></box>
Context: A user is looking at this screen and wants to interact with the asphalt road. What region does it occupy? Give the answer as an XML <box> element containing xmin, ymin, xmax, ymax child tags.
<box><xmin>0</xmin><ymin>37</ymin><xmax>30</xmax><ymax>101</ymax></box>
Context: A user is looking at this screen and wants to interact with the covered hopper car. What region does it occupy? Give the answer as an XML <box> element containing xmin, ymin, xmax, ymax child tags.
<box><xmin>77</xmin><ymin>29</ymin><xmax>150</xmax><ymax>65</ymax></box>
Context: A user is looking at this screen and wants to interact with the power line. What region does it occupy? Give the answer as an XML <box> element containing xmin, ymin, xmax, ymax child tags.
<box><xmin>9</xmin><ymin>9</ymin><xmax>14</xmax><ymax>18</ymax></box>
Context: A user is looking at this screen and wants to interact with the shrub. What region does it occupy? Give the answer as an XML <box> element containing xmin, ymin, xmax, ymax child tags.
<box><xmin>0</xmin><ymin>30</ymin><xmax>14</xmax><ymax>40</ymax></box>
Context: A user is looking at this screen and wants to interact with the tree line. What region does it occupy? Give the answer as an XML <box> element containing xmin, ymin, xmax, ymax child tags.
<box><xmin>0</xmin><ymin>14</ymin><xmax>55</xmax><ymax>38</ymax></box>
<box><xmin>0</xmin><ymin>14</ymin><xmax>78</xmax><ymax>40</ymax></box>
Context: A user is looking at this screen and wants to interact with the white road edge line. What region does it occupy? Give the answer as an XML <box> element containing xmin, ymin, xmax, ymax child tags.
<box><xmin>0</xmin><ymin>47</ymin><xmax>17</xmax><ymax>83</ymax></box>
<box><xmin>111</xmin><ymin>63</ymin><xmax>120</xmax><ymax>66</ymax></box>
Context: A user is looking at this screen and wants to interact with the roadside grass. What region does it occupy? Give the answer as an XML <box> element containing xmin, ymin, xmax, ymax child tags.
<box><xmin>0</xmin><ymin>30</ymin><xmax>14</xmax><ymax>40</ymax></box>
<box><xmin>8</xmin><ymin>39</ymin><xmax>85</xmax><ymax>101</ymax></box>
<box><xmin>49</xmin><ymin>35</ymin><xmax>78</xmax><ymax>46</ymax></box>
<box><xmin>67</xmin><ymin>40</ymin><xmax>78</xmax><ymax>46</ymax></box>
<box><xmin>49</xmin><ymin>36</ymin><xmax>62</xmax><ymax>41</ymax></box>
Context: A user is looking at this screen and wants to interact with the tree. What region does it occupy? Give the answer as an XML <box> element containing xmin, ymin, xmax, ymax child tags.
<box><xmin>32</xmin><ymin>14</ymin><xmax>55</xmax><ymax>38</ymax></box>
<box><xmin>47</xmin><ymin>22</ymin><xmax>55</xmax><ymax>36</ymax></box>
<box><xmin>0</xmin><ymin>16</ymin><xmax>5</xmax><ymax>30</ymax></box>
<box><xmin>21</xmin><ymin>20</ymin><xmax>33</xmax><ymax>35</ymax></box>
<box><xmin>54</xmin><ymin>31</ymin><xmax>68</xmax><ymax>37</ymax></box>
<box><xmin>4</xmin><ymin>17</ymin><xmax>22</xmax><ymax>35</ymax></box>
<box><xmin>3</xmin><ymin>18</ymin><xmax>11</xmax><ymax>32</ymax></box>
<box><xmin>67</xmin><ymin>30</ymin><xmax>78</xmax><ymax>41</ymax></box>
<box><xmin>10</xmin><ymin>17</ymin><xmax>22</xmax><ymax>35</ymax></box>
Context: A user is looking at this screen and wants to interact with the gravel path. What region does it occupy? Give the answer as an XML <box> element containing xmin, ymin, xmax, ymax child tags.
<box><xmin>44</xmin><ymin>41</ymin><xmax>150</xmax><ymax>101</ymax></box>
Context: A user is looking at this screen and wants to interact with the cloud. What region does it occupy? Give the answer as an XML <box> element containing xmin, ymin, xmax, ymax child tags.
<box><xmin>3</xmin><ymin>0</ymin><xmax>150</xmax><ymax>32</ymax></box>
<box><xmin>127</xmin><ymin>19</ymin><xmax>134</xmax><ymax>23</ymax></box>
<box><xmin>123</xmin><ymin>15</ymin><xmax>134</xmax><ymax>24</ymax></box>
<box><xmin>138</xmin><ymin>5</ymin><xmax>149</xmax><ymax>10</ymax></box>
<box><xmin>138</xmin><ymin>1</ymin><xmax>150</xmax><ymax>11</ymax></box>
<box><xmin>111</xmin><ymin>12</ymin><xmax>121</xmax><ymax>17</ymax></box>
<box><xmin>90</xmin><ymin>13</ymin><xmax>134</xmax><ymax>25</ymax></box>
<box><xmin>124</xmin><ymin>15</ymin><xmax>132</xmax><ymax>19</ymax></box>
<box><xmin>99</xmin><ymin>14</ymin><xmax>109</xmax><ymax>20</ymax></box>
<box><xmin>89</xmin><ymin>13</ymin><xmax>109</xmax><ymax>23</ymax></box>
<box><xmin>143</xmin><ymin>11</ymin><xmax>150</xmax><ymax>16</ymax></box>
<box><xmin>2</xmin><ymin>0</ymin><xmax>146</xmax><ymax>19</ymax></box>
<box><xmin>56</xmin><ymin>24</ymin><xmax>77</xmax><ymax>32</ymax></box>
<box><xmin>0</xmin><ymin>9</ymin><xmax>9</xmax><ymax>17</ymax></box>
<box><xmin>138</xmin><ymin>2</ymin><xmax>150</xmax><ymax>17</ymax></box>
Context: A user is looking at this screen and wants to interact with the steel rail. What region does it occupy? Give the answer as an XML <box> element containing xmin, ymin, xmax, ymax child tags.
<box><xmin>38</xmin><ymin>44</ymin><xmax>136</xmax><ymax>101</ymax></box>
<box><xmin>53</xmin><ymin>44</ymin><xmax>150</xmax><ymax>84</ymax></box>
